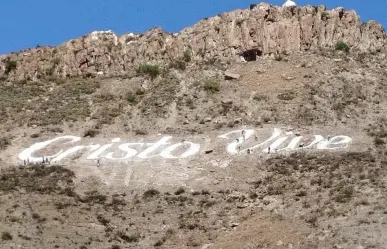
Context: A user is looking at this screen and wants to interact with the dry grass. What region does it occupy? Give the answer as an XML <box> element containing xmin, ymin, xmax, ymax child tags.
<box><xmin>1</xmin><ymin>231</ymin><xmax>12</xmax><ymax>241</ymax></box>
<box><xmin>0</xmin><ymin>79</ymin><xmax>99</xmax><ymax>127</ymax></box>
<box><xmin>0</xmin><ymin>164</ymin><xmax>75</xmax><ymax>194</ymax></box>
<box><xmin>0</xmin><ymin>156</ymin><xmax>385</xmax><ymax>249</ymax></box>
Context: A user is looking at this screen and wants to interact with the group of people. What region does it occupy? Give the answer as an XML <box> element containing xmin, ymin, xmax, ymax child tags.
<box><xmin>235</xmin><ymin>129</ymin><xmax>325</xmax><ymax>155</ymax></box>
<box><xmin>236</xmin><ymin>130</ymin><xmax>250</xmax><ymax>154</ymax></box>
<box><xmin>23</xmin><ymin>156</ymin><xmax>51</xmax><ymax>166</ymax></box>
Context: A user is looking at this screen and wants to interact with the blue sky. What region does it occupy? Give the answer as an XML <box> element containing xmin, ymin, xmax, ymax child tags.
<box><xmin>0</xmin><ymin>0</ymin><xmax>386</xmax><ymax>54</ymax></box>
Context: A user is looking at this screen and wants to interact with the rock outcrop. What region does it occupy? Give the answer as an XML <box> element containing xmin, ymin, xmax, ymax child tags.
<box><xmin>0</xmin><ymin>2</ymin><xmax>385</xmax><ymax>80</ymax></box>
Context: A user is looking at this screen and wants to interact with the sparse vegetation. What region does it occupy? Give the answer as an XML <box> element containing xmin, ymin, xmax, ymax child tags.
<box><xmin>1</xmin><ymin>232</ymin><xmax>12</xmax><ymax>241</ymax></box>
<box><xmin>154</xmin><ymin>229</ymin><xmax>174</xmax><ymax>247</ymax></box>
<box><xmin>169</xmin><ymin>59</ymin><xmax>186</xmax><ymax>70</ymax></box>
<box><xmin>0</xmin><ymin>79</ymin><xmax>98</xmax><ymax>126</ymax></box>
<box><xmin>82</xmin><ymin>191</ymin><xmax>107</xmax><ymax>204</ymax></box>
<box><xmin>154</xmin><ymin>239</ymin><xmax>165</xmax><ymax>247</ymax></box>
<box><xmin>277</xmin><ymin>90</ymin><xmax>296</xmax><ymax>101</ymax></box>
<box><xmin>126</xmin><ymin>92</ymin><xmax>138</xmax><ymax>105</ymax></box>
<box><xmin>83</xmin><ymin>129</ymin><xmax>99</xmax><ymax>138</ymax></box>
<box><xmin>51</xmin><ymin>58</ymin><xmax>61</xmax><ymax>66</ymax></box>
<box><xmin>168</xmin><ymin>50</ymin><xmax>191</xmax><ymax>70</ymax></box>
<box><xmin>5</xmin><ymin>60</ymin><xmax>17</xmax><ymax>74</ymax></box>
<box><xmin>134</xmin><ymin>129</ymin><xmax>148</xmax><ymax>135</ymax></box>
<box><xmin>32</xmin><ymin>212</ymin><xmax>46</xmax><ymax>223</ymax></box>
<box><xmin>253</xmin><ymin>93</ymin><xmax>268</xmax><ymax>101</ymax></box>
<box><xmin>125</xmin><ymin>36</ymin><xmax>135</xmax><ymax>43</ymax></box>
<box><xmin>143</xmin><ymin>188</ymin><xmax>160</xmax><ymax>199</ymax></box>
<box><xmin>335</xmin><ymin>41</ymin><xmax>350</xmax><ymax>52</ymax></box>
<box><xmin>374</xmin><ymin>137</ymin><xmax>385</xmax><ymax>146</ymax></box>
<box><xmin>0</xmin><ymin>151</ymin><xmax>384</xmax><ymax>248</ymax></box>
<box><xmin>183</xmin><ymin>50</ymin><xmax>192</xmax><ymax>62</ymax></box>
<box><xmin>0</xmin><ymin>136</ymin><xmax>11</xmax><ymax>150</ymax></box>
<box><xmin>0</xmin><ymin>12</ymin><xmax>387</xmax><ymax>249</ymax></box>
<box><xmin>185</xmin><ymin>98</ymin><xmax>195</xmax><ymax>109</ymax></box>
<box><xmin>30</xmin><ymin>133</ymin><xmax>40</xmax><ymax>138</ymax></box>
<box><xmin>136</xmin><ymin>64</ymin><xmax>160</xmax><ymax>79</ymax></box>
<box><xmin>116</xmin><ymin>231</ymin><xmax>140</xmax><ymax>243</ymax></box>
<box><xmin>97</xmin><ymin>214</ymin><xmax>110</xmax><ymax>226</ymax></box>
<box><xmin>203</xmin><ymin>80</ymin><xmax>220</xmax><ymax>93</ymax></box>
<box><xmin>174</xmin><ymin>187</ymin><xmax>185</xmax><ymax>195</ymax></box>
<box><xmin>137</xmin><ymin>74</ymin><xmax>179</xmax><ymax>116</ymax></box>
<box><xmin>334</xmin><ymin>185</ymin><xmax>355</xmax><ymax>203</ymax></box>
<box><xmin>0</xmin><ymin>164</ymin><xmax>75</xmax><ymax>194</ymax></box>
<box><xmin>321</xmin><ymin>11</ymin><xmax>329</xmax><ymax>19</ymax></box>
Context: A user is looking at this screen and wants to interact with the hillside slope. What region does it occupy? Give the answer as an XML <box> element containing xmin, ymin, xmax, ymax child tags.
<box><xmin>1</xmin><ymin>2</ymin><xmax>387</xmax><ymax>249</ymax></box>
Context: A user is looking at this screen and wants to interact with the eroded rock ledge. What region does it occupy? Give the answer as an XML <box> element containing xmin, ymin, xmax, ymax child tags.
<box><xmin>0</xmin><ymin>3</ymin><xmax>385</xmax><ymax>80</ymax></box>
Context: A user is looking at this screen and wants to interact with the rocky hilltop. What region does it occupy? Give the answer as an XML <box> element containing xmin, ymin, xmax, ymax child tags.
<box><xmin>2</xmin><ymin>2</ymin><xmax>387</xmax><ymax>249</ymax></box>
<box><xmin>0</xmin><ymin>2</ymin><xmax>385</xmax><ymax>80</ymax></box>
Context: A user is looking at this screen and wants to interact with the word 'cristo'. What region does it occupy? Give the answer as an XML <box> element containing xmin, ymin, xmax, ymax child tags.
<box><xmin>18</xmin><ymin>128</ymin><xmax>353</xmax><ymax>163</ymax></box>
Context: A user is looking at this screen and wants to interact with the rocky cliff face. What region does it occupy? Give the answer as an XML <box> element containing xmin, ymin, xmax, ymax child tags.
<box><xmin>1</xmin><ymin>2</ymin><xmax>385</xmax><ymax>80</ymax></box>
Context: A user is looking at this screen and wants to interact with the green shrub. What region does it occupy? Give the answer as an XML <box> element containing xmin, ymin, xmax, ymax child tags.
<box><xmin>183</xmin><ymin>50</ymin><xmax>192</xmax><ymax>62</ymax></box>
<box><xmin>1</xmin><ymin>232</ymin><xmax>12</xmax><ymax>241</ymax></box>
<box><xmin>174</xmin><ymin>187</ymin><xmax>185</xmax><ymax>195</ymax></box>
<box><xmin>5</xmin><ymin>61</ymin><xmax>17</xmax><ymax>74</ymax></box>
<box><xmin>83</xmin><ymin>129</ymin><xmax>99</xmax><ymax>138</ymax></box>
<box><xmin>0</xmin><ymin>137</ymin><xmax>11</xmax><ymax>150</ymax></box>
<box><xmin>335</xmin><ymin>41</ymin><xmax>350</xmax><ymax>52</ymax></box>
<box><xmin>374</xmin><ymin>137</ymin><xmax>385</xmax><ymax>146</ymax></box>
<box><xmin>135</xmin><ymin>88</ymin><xmax>145</xmax><ymax>95</ymax></box>
<box><xmin>117</xmin><ymin>232</ymin><xmax>140</xmax><ymax>243</ymax></box>
<box><xmin>277</xmin><ymin>90</ymin><xmax>296</xmax><ymax>101</ymax></box>
<box><xmin>321</xmin><ymin>11</ymin><xmax>329</xmax><ymax>18</ymax></box>
<box><xmin>134</xmin><ymin>129</ymin><xmax>148</xmax><ymax>135</ymax></box>
<box><xmin>46</xmin><ymin>66</ymin><xmax>55</xmax><ymax>76</ymax></box>
<box><xmin>334</xmin><ymin>185</ymin><xmax>354</xmax><ymax>203</ymax></box>
<box><xmin>253</xmin><ymin>93</ymin><xmax>268</xmax><ymax>101</ymax></box>
<box><xmin>30</xmin><ymin>133</ymin><xmax>40</xmax><ymax>138</ymax></box>
<box><xmin>126</xmin><ymin>92</ymin><xmax>137</xmax><ymax>105</ymax></box>
<box><xmin>203</xmin><ymin>80</ymin><xmax>220</xmax><ymax>93</ymax></box>
<box><xmin>143</xmin><ymin>188</ymin><xmax>160</xmax><ymax>199</ymax></box>
<box><xmin>51</xmin><ymin>58</ymin><xmax>61</xmax><ymax>66</ymax></box>
<box><xmin>136</xmin><ymin>64</ymin><xmax>160</xmax><ymax>79</ymax></box>
<box><xmin>169</xmin><ymin>60</ymin><xmax>186</xmax><ymax>70</ymax></box>
<box><xmin>125</xmin><ymin>36</ymin><xmax>135</xmax><ymax>43</ymax></box>
<box><xmin>185</xmin><ymin>98</ymin><xmax>195</xmax><ymax>109</ymax></box>
<box><xmin>82</xmin><ymin>191</ymin><xmax>107</xmax><ymax>204</ymax></box>
<box><xmin>169</xmin><ymin>50</ymin><xmax>191</xmax><ymax>70</ymax></box>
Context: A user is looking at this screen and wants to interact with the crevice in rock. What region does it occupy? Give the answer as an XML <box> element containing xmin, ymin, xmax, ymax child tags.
<box><xmin>249</xmin><ymin>29</ymin><xmax>256</xmax><ymax>38</ymax></box>
<box><xmin>339</xmin><ymin>10</ymin><xmax>344</xmax><ymax>20</ymax></box>
<box><xmin>78</xmin><ymin>58</ymin><xmax>88</xmax><ymax>68</ymax></box>
<box><xmin>290</xmin><ymin>6</ymin><xmax>297</xmax><ymax>16</ymax></box>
